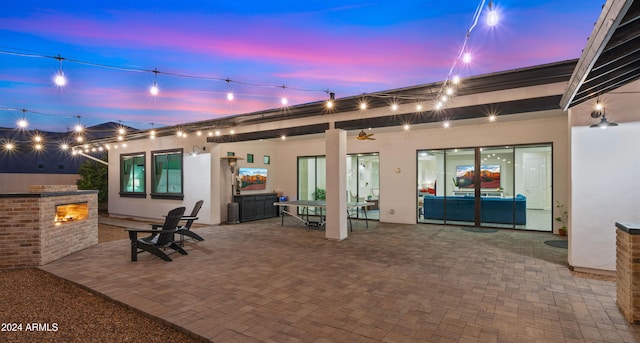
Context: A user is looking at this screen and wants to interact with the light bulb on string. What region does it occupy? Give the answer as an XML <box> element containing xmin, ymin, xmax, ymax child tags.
<box><xmin>326</xmin><ymin>100</ymin><xmax>334</xmax><ymax>109</ymax></box>
<box><xmin>326</xmin><ymin>91</ymin><xmax>335</xmax><ymax>109</ymax></box>
<box><xmin>445</xmin><ymin>87</ymin><xmax>454</xmax><ymax>96</ymax></box>
<box><xmin>279</xmin><ymin>84</ymin><xmax>289</xmax><ymax>107</ymax></box>
<box><xmin>17</xmin><ymin>118</ymin><xmax>28</xmax><ymax>129</ymax></box>
<box><xmin>149</xmin><ymin>68</ymin><xmax>160</xmax><ymax>96</ymax></box>
<box><xmin>452</xmin><ymin>75</ymin><xmax>461</xmax><ymax>85</ymax></box>
<box><xmin>462</xmin><ymin>52</ymin><xmax>472</xmax><ymax>64</ymax></box>
<box><xmin>391</xmin><ymin>103</ymin><xmax>399</xmax><ymax>111</ymax></box>
<box><xmin>74</xmin><ymin>121</ymin><xmax>84</xmax><ymax>133</ymax></box>
<box><xmin>486</xmin><ymin>1</ymin><xmax>499</xmax><ymax>27</ymax></box>
<box><xmin>53</xmin><ymin>55</ymin><xmax>67</xmax><ymax>87</ymax></box>
<box><xmin>225</xmin><ymin>78</ymin><xmax>234</xmax><ymax>101</ymax></box>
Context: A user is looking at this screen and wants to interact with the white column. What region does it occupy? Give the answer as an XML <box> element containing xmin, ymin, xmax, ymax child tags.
<box><xmin>325</xmin><ymin>128</ymin><xmax>348</xmax><ymax>240</ymax></box>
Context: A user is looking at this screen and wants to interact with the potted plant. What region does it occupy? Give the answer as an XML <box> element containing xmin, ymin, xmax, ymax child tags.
<box><xmin>312</xmin><ymin>188</ymin><xmax>326</xmax><ymax>200</ymax></box>
<box><xmin>555</xmin><ymin>201</ymin><xmax>568</xmax><ymax>236</ymax></box>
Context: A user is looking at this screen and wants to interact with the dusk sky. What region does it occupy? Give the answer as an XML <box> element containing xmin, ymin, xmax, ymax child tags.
<box><xmin>1</xmin><ymin>1</ymin><xmax>605</xmax><ymax>132</ymax></box>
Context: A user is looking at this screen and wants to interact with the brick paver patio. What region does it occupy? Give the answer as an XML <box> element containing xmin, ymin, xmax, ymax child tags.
<box><xmin>41</xmin><ymin>218</ymin><xmax>640</xmax><ymax>342</ymax></box>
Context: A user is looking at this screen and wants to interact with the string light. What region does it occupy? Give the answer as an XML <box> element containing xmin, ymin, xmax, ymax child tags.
<box><xmin>326</xmin><ymin>91</ymin><xmax>335</xmax><ymax>109</ymax></box>
<box><xmin>149</xmin><ymin>68</ymin><xmax>159</xmax><ymax>96</ymax></box>
<box><xmin>53</xmin><ymin>55</ymin><xmax>67</xmax><ymax>87</ymax></box>
<box><xmin>486</xmin><ymin>0</ymin><xmax>499</xmax><ymax>27</ymax></box>
<box><xmin>462</xmin><ymin>52</ymin><xmax>472</xmax><ymax>64</ymax></box>
<box><xmin>17</xmin><ymin>118</ymin><xmax>28</xmax><ymax>129</ymax></box>
<box><xmin>488</xmin><ymin>114</ymin><xmax>497</xmax><ymax>122</ymax></box>
<box><xmin>0</xmin><ymin>0</ymin><xmax>499</xmax><ymax>146</ymax></box>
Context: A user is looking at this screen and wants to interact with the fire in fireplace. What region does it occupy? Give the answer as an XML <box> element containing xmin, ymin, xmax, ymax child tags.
<box><xmin>54</xmin><ymin>202</ymin><xmax>89</xmax><ymax>224</ymax></box>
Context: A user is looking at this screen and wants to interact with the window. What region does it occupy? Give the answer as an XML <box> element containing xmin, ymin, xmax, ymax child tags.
<box><xmin>120</xmin><ymin>153</ymin><xmax>146</xmax><ymax>197</ymax></box>
<box><xmin>151</xmin><ymin>149</ymin><xmax>183</xmax><ymax>200</ymax></box>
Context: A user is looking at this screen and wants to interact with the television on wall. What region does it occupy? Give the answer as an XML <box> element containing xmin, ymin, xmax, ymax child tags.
<box><xmin>456</xmin><ymin>165</ymin><xmax>501</xmax><ymax>189</ymax></box>
<box><xmin>238</xmin><ymin>168</ymin><xmax>268</xmax><ymax>191</ymax></box>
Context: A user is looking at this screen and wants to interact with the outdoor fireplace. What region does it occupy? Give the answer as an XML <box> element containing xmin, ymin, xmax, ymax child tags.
<box><xmin>0</xmin><ymin>185</ymin><xmax>98</xmax><ymax>269</ymax></box>
<box><xmin>55</xmin><ymin>202</ymin><xmax>89</xmax><ymax>224</ymax></box>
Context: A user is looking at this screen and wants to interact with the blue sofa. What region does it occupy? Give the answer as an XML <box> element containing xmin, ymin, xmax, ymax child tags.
<box><xmin>423</xmin><ymin>194</ymin><xmax>526</xmax><ymax>225</ymax></box>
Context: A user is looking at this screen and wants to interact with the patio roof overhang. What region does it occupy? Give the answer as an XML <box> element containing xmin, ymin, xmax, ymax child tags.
<box><xmin>83</xmin><ymin>60</ymin><xmax>577</xmax><ymax>147</ymax></box>
<box><xmin>561</xmin><ymin>0</ymin><xmax>640</xmax><ymax>110</ymax></box>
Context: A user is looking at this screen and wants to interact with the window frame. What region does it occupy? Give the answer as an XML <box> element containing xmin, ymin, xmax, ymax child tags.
<box><xmin>119</xmin><ymin>152</ymin><xmax>147</xmax><ymax>198</ymax></box>
<box><xmin>150</xmin><ymin>148</ymin><xmax>184</xmax><ymax>200</ymax></box>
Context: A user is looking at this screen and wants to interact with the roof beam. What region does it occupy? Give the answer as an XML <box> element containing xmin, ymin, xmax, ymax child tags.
<box><xmin>560</xmin><ymin>0</ymin><xmax>633</xmax><ymax>110</ymax></box>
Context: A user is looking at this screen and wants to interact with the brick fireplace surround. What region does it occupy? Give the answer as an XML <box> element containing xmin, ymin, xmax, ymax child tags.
<box><xmin>0</xmin><ymin>185</ymin><xmax>98</xmax><ymax>269</ymax></box>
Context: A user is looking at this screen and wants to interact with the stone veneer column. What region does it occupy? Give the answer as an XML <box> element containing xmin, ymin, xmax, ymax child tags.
<box><xmin>325</xmin><ymin>129</ymin><xmax>347</xmax><ymax>240</ymax></box>
<box><xmin>615</xmin><ymin>222</ymin><xmax>640</xmax><ymax>323</ymax></box>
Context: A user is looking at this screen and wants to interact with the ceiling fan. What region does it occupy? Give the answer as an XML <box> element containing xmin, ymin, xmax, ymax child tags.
<box><xmin>356</xmin><ymin>129</ymin><xmax>375</xmax><ymax>140</ymax></box>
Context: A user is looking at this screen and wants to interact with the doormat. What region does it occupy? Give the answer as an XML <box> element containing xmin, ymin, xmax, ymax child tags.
<box><xmin>461</xmin><ymin>228</ymin><xmax>498</xmax><ymax>233</ymax></box>
<box><xmin>544</xmin><ymin>240</ymin><xmax>568</xmax><ymax>249</ymax></box>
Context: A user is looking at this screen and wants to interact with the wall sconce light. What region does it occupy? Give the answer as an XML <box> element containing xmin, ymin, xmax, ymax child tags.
<box><xmin>191</xmin><ymin>145</ymin><xmax>206</xmax><ymax>156</ymax></box>
<box><xmin>589</xmin><ymin>100</ymin><xmax>618</xmax><ymax>129</ymax></box>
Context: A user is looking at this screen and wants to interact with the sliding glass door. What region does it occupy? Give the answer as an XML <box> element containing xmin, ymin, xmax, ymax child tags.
<box><xmin>347</xmin><ymin>153</ymin><xmax>380</xmax><ymax>220</ymax></box>
<box><xmin>297</xmin><ymin>153</ymin><xmax>380</xmax><ymax>221</ymax></box>
<box><xmin>417</xmin><ymin>144</ymin><xmax>552</xmax><ymax>231</ymax></box>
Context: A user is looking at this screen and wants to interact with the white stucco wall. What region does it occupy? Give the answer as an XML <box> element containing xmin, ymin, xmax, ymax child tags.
<box><xmin>107</xmin><ymin>81</ymin><xmax>571</xmax><ymax>230</ymax></box>
<box><xmin>216</xmin><ymin>113</ymin><xmax>569</xmax><ymax>225</ymax></box>
<box><xmin>570</xmin><ymin>121</ymin><xmax>640</xmax><ymax>271</ymax></box>
<box><xmin>107</xmin><ymin>135</ymin><xmax>214</xmax><ymax>223</ymax></box>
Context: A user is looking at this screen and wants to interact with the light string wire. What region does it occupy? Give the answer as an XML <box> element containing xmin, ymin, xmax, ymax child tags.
<box><xmin>0</xmin><ymin>49</ymin><xmax>332</xmax><ymax>93</ymax></box>
<box><xmin>1</xmin><ymin>0</ymin><xmax>494</xmax><ymax>151</ymax></box>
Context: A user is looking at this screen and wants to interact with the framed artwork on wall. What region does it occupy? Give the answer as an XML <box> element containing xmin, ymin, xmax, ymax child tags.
<box><xmin>264</xmin><ymin>155</ymin><xmax>270</xmax><ymax>164</ymax></box>
<box><xmin>247</xmin><ymin>154</ymin><xmax>254</xmax><ymax>163</ymax></box>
